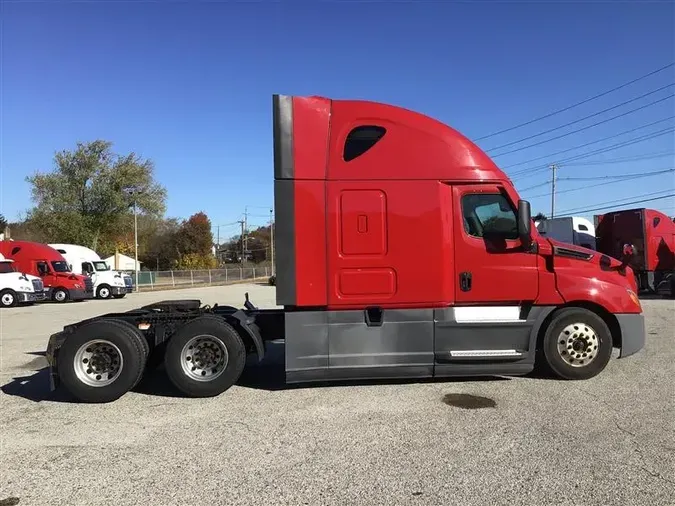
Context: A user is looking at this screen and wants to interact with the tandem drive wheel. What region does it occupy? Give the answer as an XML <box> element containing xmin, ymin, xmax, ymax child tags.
<box><xmin>57</xmin><ymin>320</ymin><xmax>147</xmax><ymax>403</ymax></box>
<box><xmin>163</xmin><ymin>316</ymin><xmax>247</xmax><ymax>398</ymax></box>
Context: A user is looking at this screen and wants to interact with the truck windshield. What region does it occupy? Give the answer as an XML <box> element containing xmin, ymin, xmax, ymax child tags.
<box><xmin>0</xmin><ymin>262</ymin><xmax>16</xmax><ymax>274</ymax></box>
<box><xmin>93</xmin><ymin>261</ymin><xmax>110</xmax><ymax>271</ymax></box>
<box><xmin>51</xmin><ymin>261</ymin><xmax>71</xmax><ymax>273</ymax></box>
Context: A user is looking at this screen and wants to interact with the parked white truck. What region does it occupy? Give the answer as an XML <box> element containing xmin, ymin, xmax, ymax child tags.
<box><xmin>0</xmin><ymin>253</ymin><xmax>46</xmax><ymax>307</ymax></box>
<box><xmin>48</xmin><ymin>244</ymin><xmax>133</xmax><ymax>299</ymax></box>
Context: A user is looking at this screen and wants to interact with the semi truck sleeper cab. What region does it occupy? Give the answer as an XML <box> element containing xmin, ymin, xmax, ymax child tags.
<box><xmin>45</xmin><ymin>94</ymin><xmax>645</xmax><ymax>403</ymax></box>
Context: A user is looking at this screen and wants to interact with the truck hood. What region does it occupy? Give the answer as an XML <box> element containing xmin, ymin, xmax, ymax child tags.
<box><xmin>546</xmin><ymin>237</ymin><xmax>639</xmax><ymax>294</ymax></box>
<box><xmin>53</xmin><ymin>272</ymin><xmax>88</xmax><ymax>282</ymax></box>
<box><xmin>0</xmin><ymin>271</ymin><xmax>41</xmax><ymax>285</ymax></box>
<box><xmin>547</xmin><ymin>238</ymin><xmax>623</xmax><ymax>267</ymax></box>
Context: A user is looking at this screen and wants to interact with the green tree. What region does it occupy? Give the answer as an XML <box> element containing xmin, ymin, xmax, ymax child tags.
<box><xmin>173</xmin><ymin>212</ymin><xmax>216</xmax><ymax>269</ymax></box>
<box><xmin>25</xmin><ymin>140</ymin><xmax>167</xmax><ymax>251</ymax></box>
<box><xmin>0</xmin><ymin>214</ymin><xmax>7</xmax><ymax>232</ymax></box>
<box><xmin>533</xmin><ymin>212</ymin><xmax>547</xmax><ymax>221</ymax></box>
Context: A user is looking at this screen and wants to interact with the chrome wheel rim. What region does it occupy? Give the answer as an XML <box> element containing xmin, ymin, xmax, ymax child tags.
<box><xmin>557</xmin><ymin>323</ymin><xmax>599</xmax><ymax>367</ymax></box>
<box><xmin>1</xmin><ymin>293</ymin><xmax>14</xmax><ymax>306</ymax></box>
<box><xmin>99</xmin><ymin>287</ymin><xmax>109</xmax><ymax>298</ymax></box>
<box><xmin>54</xmin><ymin>290</ymin><xmax>66</xmax><ymax>302</ymax></box>
<box><xmin>180</xmin><ymin>334</ymin><xmax>228</xmax><ymax>382</ymax></box>
<box><xmin>74</xmin><ymin>339</ymin><xmax>124</xmax><ymax>387</ymax></box>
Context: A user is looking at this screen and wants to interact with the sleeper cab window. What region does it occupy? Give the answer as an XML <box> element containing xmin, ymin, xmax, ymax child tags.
<box><xmin>461</xmin><ymin>193</ymin><xmax>519</xmax><ymax>240</ymax></box>
<box><xmin>578</xmin><ymin>224</ymin><xmax>588</xmax><ymax>231</ymax></box>
<box><xmin>343</xmin><ymin>125</ymin><xmax>386</xmax><ymax>162</ymax></box>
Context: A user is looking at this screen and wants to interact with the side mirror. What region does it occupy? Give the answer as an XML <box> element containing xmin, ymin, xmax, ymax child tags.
<box><xmin>517</xmin><ymin>199</ymin><xmax>532</xmax><ymax>248</ymax></box>
<box><xmin>622</xmin><ymin>243</ymin><xmax>635</xmax><ymax>258</ymax></box>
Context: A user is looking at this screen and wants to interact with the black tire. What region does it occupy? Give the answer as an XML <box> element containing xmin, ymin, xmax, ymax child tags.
<box><xmin>106</xmin><ymin>319</ymin><xmax>150</xmax><ymax>388</ymax></box>
<box><xmin>96</xmin><ymin>284</ymin><xmax>112</xmax><ymax>299</ymax></box>
<box><xmin>268</xmin><ymin>275</ymin><xmax>276</xmax><ymax>286</ymax></box>
<box><xmin>52</xmin><ymin>287</ymin><xmax>69</xmax><ymax>303</ymax></box>
<box><xmin>0</xmin><ymin>289</ymin><xmax>18</xmax><ymax>308</ymax></box>
<box><xmin>56</xmin><ymin>319</ymin><xmax>147</xmax><ymax>403</ymax></box>
<box><xmin>164</xmin><ymin>316</ymin><xmax>246</xmax><ymax>398</ymax></box>
<box><xmin>541</xmin><ymin>307</ymin><xmax>613</xmax><ymax>380</ymax></box>
<box><xmin>109</xmin><ymin>318</ymin><xmax>150</xmax><ymax>358</ymax></box>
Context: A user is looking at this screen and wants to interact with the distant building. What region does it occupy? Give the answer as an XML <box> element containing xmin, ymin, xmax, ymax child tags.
<box><xmin>103</xmin><ymin>253</ymin><xmax>142</xmax><ymax>271</ymax></box>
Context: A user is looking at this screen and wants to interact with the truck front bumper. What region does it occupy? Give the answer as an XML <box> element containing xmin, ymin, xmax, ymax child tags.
<box><xmin>46</xmin><ymin>330</ymin><xmax>68</xmax><ymax>391</ymax></box>
<box><xmin>616</xmin><ymin>313</ymin><xmax>646</xmax><ymax>358</ymax></box>
<box><xmin>17</xmin><ymin>291</ymin><xmax>47</xmax><ymax>303</ymax></box>
<box><xmin>111</xmin><ymin>286</ymin><xmax>129</xmax><ymax>296</ymax></box>
<box><xmin>70</xmin><ymin>289</ymin><xmax>94</xmax><ymax>301</ymax></box>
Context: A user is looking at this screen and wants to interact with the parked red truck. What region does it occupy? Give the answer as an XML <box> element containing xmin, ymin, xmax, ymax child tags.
<box><xmin>594</xmin><ymin>208</ymin><xmax>675</xmax><ymax>296</ymax></box>
<box><xmin>45</xmin><ymin>94</ymin><xmax>645</xmax><ymax>403</ymax></box>
<box><xmin>0</xmin><ymin>241</ymin><xmax>94</xmax><ymax>302</ymax></box>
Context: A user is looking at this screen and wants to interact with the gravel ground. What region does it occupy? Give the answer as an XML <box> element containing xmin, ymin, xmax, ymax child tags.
<box><xmin>0</xmin><ymin>285</ymin><xmax>673</xmax><ymax>506</ymax></box>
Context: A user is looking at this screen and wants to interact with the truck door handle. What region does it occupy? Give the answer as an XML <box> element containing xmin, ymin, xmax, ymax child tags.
<box><xmin>460</xmin><ymin>272</ymin><xmax>472</xmax><ymax>292</ymax></box>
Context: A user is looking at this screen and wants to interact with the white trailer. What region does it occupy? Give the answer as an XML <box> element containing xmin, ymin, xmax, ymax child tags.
<box><xmin>48</xmin><ymin>244</ymin><xmax>132</xmax><ymax>299</ymax></box>
<box><xmin>0</xmin><ymin>253</ymin><xmax>46</xmax><ymax>307</ymax></box>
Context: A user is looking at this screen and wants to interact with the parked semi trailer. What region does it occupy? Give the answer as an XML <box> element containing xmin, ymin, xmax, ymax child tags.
<box><xmin>49</xmin><ymin>243</ymin><xmax>133</xmax><ymax>299</ymax></box>
<box><xmin>46</xmin><ymin>94</ymin><xmax>646</xmax><ymax>403</ymax></box>
<box><xmin>533</xmin><ymin>210</ymin><xmax>674</xmax><ymax>297</ymax></box>
<box><xmin>595</xmin><ymin>208</ymin><xmax>675</xmax><ymax>296</ymax></box>
<box><xmin>0</xmin><ymin>240</ymin><xmax>94</xmax><ymax>302</ymax></box>
<box><xmin>0</xmin><ymin>253</ymin><xmax>46</xmax><ymax>307</ymax></box>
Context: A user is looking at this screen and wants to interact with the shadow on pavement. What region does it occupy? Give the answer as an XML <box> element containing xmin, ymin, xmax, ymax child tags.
<box><xmin>3</xmin><ymin>343</ymin><xmax>513</xmax><ymax>402</ymax></box>
<box><xmin>1</xmin><ymin>368</ymin><xmax>74</xmax><ymax>403</ymax></box>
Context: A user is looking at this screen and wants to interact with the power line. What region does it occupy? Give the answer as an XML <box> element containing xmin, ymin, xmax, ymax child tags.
<box><xmin>489</xmin><ymin>90</ymin><xmax>674</xmax><ymax>156</ymax></box>
<box><xmin>474</xmin><ymin>62</ymin><xmax>675</xmax><ymax>141</ymax></box>
<box><xmin>502</xmin><ymin>116</ymin><xmax>674</xmax><ymax>170</ymax></box>
<box><xmin>522</xmin><ymin>168</ymin><xmax>674</xmax><ymax>199</ymax></box>
<box><xmin>556</xmin><ymin>190</ymin><xmax>675</xmax><ymax>216</ymax></box>
<box><xmin>518</xmin><ymin>180</ymin><xmax>552</xmax><ymax>192</ymax></box>
<box><xmin>557</xmin><ymin>194</ymin><xmax>675</xmax><ymax>217</ymax></box>
<box><xmin>510</xmin><ymin>126</ymin><xmax>675</xmax><ymax>180</ymax></box>
<box><xmin>559</xmin><ymin>168</ymin><xmax>674</xmax><ymax>181</ymax></box>
<box><xmin>563</xmin><ymin>151</ymin><xmax>675</xmax><ymax>166</ymax></box>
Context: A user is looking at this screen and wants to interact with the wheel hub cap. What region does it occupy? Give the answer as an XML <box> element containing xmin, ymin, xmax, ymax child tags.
<box><xmin>557</xmin><ymin>323</ymin><xmax>599</xmax><ymax>368</ymax></box>
<box><xmin>180</xmin><ymin>335</ymin><xmax>229</xmax><ymax>382</ymax></box>
<box><xmin>74</xmin><ymin>339</ymin><xmax>124</xmax><ymax>387</ymax></box>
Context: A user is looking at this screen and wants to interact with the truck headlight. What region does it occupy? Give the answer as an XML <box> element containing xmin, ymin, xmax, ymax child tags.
<box><xmin>627</xmin><ymin>289</ymin><xmax>641</xmax><ymax>309</ymax></box>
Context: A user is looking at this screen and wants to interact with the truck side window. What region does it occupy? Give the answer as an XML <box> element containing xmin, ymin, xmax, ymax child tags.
<box><xmin>461</xmin><ymin>193</ymin><xmax>519</xmax><ymax>240</ymax></box>
<box><xmin>36</xmin><ymin>261</ymin><xmax>50</xmax><ymax>276</ymax></box>
<box><xmin>82</xmin><ymin>262</ymin><xmax>93</xmax><ymax>274</ymax></box>
<box><xmin>343</xmin><ymin>125</ymin><xmax>386</xmax><ymax>162</ymax></box>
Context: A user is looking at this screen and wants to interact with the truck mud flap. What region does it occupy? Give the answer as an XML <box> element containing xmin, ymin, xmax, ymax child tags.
<box><xmin>229</xmin><ymin>310</ymin><xmax>265</xmax><ymax>361</ymax></box>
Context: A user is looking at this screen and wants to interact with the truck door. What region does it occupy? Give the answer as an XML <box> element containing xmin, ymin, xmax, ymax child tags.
<box><xmin>36</xmin><ymin>260</ymin><xmax>54</xmax><ymax>289</ymax></box>
<box><xmin>452</xmin><ymin>184</ymin><xmax>538</xmax><ymax>303</ymax></box>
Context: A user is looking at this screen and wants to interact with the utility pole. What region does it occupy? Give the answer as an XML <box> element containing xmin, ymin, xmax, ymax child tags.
<box><xmin>550</xmin><ymin>164</ymin><xmax>558</xmax><ymax>219</ymax></box>
<box><xmin>133</xmin><ymin>198</ymin><xmax>139</xmax><ymax>292</ymax></box>
<box><xmin>239</xmin><ymin>220</ymin><xmax>245</xmax><ymax>264</ymax></box>
<box><xmin>269</xmin><ymin>208</ymin><xmax>275</xmax><ymax>275</ymax></box>
<box><xmin>243</xmin><ymin>207</ymin><xmax>248</xmax><ymax>264</ymax></box>
<box><xmin>124</xmin><ymin>188</ymin><xmax>143</xmax><ymax>293</ymax></box>
<box><xmin>216</xmin><ymin>225</ymin><xmax>220</xmax><ymax>264</ymax></box>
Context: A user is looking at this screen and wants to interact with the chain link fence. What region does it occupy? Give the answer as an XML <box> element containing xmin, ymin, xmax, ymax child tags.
<box><xmin>120</xmin><ymin>266</ymin><xmax>272</xmax><ymax>292</ymax></box>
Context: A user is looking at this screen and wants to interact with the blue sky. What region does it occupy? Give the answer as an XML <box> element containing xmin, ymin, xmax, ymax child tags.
<box><xmin>1</xmin><ymin>0</ymin><xmax>674</xmax><ymax>241</ymax></box>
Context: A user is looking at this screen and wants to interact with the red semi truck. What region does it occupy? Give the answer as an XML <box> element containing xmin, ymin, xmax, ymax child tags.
<box><xmin>45</xmin><ymin>94</ymin><xmax>645</xmax><ymax>403</ymax></box>
<box><xmin>594</xmin><ymin>208</ymin><xmax>675</xmax><ymax>296</ymax></box>
<box><xmin>0</xmin><ymin>241</ymin><xmax>94</xmax><ymax>302</ymax></box>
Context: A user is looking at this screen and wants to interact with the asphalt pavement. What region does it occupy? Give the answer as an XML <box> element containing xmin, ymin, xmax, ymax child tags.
<box><xmin>0</xmin><ymin>285</ymin><xmax>673</xmax><ymax>506</ymax></box>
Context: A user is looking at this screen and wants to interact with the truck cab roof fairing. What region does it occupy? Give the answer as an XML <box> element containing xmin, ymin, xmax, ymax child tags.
<box><xmin>272</xmin><ymin>94</ymin><xmax>509</xmax><ymax>183</ymax></box>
